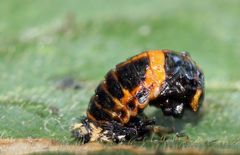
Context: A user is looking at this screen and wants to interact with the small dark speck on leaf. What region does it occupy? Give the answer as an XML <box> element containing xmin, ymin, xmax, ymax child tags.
<box><xmin>55</xmin><ymin>77</ymin><xmax>82</xmax><ymax>90</ymax></box>
<box><xmin>49</xmin><ymin>106</ymin><xmax>60</xmax><ymax>116</ymax></box>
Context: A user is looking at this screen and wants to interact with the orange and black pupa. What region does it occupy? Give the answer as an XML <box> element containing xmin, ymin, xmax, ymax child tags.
<box><xmin>71</xmin><ymin>49</ymin><xmax>205</xmax><ymax>143</ymax></box>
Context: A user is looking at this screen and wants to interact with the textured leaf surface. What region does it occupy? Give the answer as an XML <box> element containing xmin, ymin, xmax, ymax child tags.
<box><xmin>0</xmin><ymin>0</ymin><xmax>240</xmax><ymax>154</ymax></box>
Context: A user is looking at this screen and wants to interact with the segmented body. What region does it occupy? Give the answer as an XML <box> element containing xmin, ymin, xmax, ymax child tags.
<box><xmin>87</xmin><ymin>50</ymin><xmax>204</xmax><ymax>125</ymax></box>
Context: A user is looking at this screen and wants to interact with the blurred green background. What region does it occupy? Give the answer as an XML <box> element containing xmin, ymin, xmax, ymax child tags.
<box><xmin>0</xmin><ymin>0</ymin><xmax>240</xmax><ymax>152</ymax></box>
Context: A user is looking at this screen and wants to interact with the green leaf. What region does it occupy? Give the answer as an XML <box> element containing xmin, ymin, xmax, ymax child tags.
<box><xmin>1</xmin><ymin>0</ymin><xmax>240</xmax><ymax>154</ymax></box>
